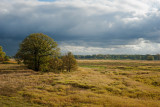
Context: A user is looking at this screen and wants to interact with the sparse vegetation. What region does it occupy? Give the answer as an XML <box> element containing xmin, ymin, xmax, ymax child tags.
<box><xmin>0</xmin><ymin>60</ymin><xmax>160</xmax><ymax>107</ymax></box>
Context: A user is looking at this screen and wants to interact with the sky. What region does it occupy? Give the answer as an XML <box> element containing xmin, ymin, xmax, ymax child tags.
<box><xmin>0</xmin><ymin>0</ymin><xmax>160</xmax><ymax>56</ymax></box>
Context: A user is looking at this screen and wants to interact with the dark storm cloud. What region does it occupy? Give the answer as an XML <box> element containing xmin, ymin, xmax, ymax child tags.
<box><xmin>0</xmin><ymin>0</ymin><xmax>160</xmax><ymax>55</ymax></box>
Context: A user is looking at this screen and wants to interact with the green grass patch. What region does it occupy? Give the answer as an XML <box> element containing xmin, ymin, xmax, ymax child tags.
<box><xmin>80</xmin><ymin>65</ymin><xmax>106</xmax><ymax>69</ymax></box>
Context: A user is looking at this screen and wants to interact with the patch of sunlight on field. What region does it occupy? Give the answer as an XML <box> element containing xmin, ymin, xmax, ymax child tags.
<box><xmin>0</xmin><ymin>60</ymin><xmax>160</xmax><ymax>107</ymax></box>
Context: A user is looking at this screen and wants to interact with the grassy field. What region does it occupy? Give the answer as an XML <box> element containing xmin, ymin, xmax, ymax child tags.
<box><xmin>0</xmin><ymin>60</ymin><xmax>160</xmax><ymax>107</ymax></box>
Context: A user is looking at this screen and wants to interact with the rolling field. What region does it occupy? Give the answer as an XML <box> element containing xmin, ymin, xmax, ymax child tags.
<box><xmin>0</xmin><ymin>60</ymin><xmax>160</xmax><ymax>107</ymax></box>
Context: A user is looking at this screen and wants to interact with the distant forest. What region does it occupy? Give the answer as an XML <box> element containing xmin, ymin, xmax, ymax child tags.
<box><xmin>74</xmin><ymin>54</ymin><xmax>160</xmax><ymax>60</ymax></box>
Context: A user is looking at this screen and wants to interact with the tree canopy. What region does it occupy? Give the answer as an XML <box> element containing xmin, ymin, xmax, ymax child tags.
<box><xmin>16</xmin><ymin>33</ymin><xmax>60</xmax><ymax>71</ymax></box>
<box><xmin>62</xmin><ymin>52</ymin><xmax>77</xmax><ymax>72</ymax></box>
<box><xmin>0</xmin><ymin>46</ymin><xmax>6</xmax><ymax>62</ymax></box>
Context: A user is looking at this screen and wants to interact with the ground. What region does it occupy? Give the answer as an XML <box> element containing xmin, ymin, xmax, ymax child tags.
<box><xmin>0</xmin><ymin>60</ymin><xmax>160</xmax><ymax>107</ymax></box>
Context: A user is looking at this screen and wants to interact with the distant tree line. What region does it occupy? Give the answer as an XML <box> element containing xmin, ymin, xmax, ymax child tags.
<box><xmin>74</xmin><ymin>54</ymin><xmax>159</xmax><ymax>60</ymax></box>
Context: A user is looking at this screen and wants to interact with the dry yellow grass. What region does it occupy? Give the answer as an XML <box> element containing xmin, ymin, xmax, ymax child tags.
<box><xmin>0</xmin><ymin>60</ymin><xmax>160</xmax><ymax>107</ymax></box>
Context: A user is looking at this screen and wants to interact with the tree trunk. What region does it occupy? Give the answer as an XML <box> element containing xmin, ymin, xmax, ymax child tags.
<box><xmin>34</xmin><ymin>51</ymin><xmax>39</xmax><ymax>71</ymax></box>
<box><xmin>37</xmin><ymin>56</ymin><xmax>40</xmax><ymax>71</ymax></box>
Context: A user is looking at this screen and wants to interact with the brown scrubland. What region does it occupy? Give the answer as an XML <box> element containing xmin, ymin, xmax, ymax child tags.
<box><xmin>0</xmin><ymin>60</ymin><xmax>160</xmax><ymax>107</ymax></box>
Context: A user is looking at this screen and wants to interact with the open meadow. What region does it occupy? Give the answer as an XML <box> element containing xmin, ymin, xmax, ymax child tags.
<box><xmin>0</xmin><ymin>60</ymin><xmax>160</xmax><ymax>107</ymax></box>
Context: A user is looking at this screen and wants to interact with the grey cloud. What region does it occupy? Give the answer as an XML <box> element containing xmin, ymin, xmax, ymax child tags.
<box><xmin>0</xmin><ymin>0</ymin><xmax>160</xmax><ymax>55</ymax></box>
